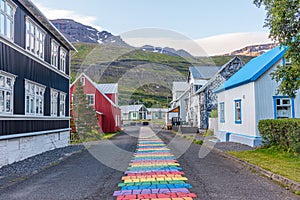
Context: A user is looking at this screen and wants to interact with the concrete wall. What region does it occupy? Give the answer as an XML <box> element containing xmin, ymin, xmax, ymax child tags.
<box><xmin>0</xmin><ymin>131</ymin><xmax>69</xmax><ymax>167</ymax></box>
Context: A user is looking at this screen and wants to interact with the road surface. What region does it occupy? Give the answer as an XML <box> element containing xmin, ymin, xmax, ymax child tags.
<box><xmin>0</xmin><ymin>126</ymin><xmax>298</xmax><ymax>200</ymax></box>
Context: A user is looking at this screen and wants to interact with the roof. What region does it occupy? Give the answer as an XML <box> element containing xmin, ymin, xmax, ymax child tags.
<box><xmin>195</xmin><ymin>56</ymin><xmax>243</xmax><ymax>95</ymax></box>
<box><xmin>173</xmin><ymin>82</ymin><xmax>189</xmax><ymax>92</ymax></box>
<box><xmin>97</xmin><ymin>83</ymin><xmax>118</xmax><ymax>94</ymax></box>
<box><xmin>189</xmin><ymin>66</ymin><xmax>220</xmax><ymax>80</ymax></box>
<box><xmin>170</xmin><ymin>87</ymin><xmax>190</xmax><ymax>104</ymax></box>
<box><xmin>19</xmin><ymin>0</ymin><xmax>76</xmax><ymax>51</ymax></box>
<box><xmin>216</xmin><ymin>46</ymin><xmax>288</xmax><ymax>93</ymax></box>
<box><xmin>147</xmin><ymin>108</ymin><xmax>168</xmax><ymax>112</ymax></box>
<box><xmin>120</xmin><ymin>105</ymin><xmax>148</xmax><ymax>113</ymax></box>
<box><xmin>71</xmin><ymin>73</ymin><xmax>119</xmax><ymax>108</ymax></box>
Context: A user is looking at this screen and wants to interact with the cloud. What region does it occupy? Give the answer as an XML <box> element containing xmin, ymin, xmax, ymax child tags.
<box><xmin>122</xmin><ymin>31</ymin><xmax>273</xmax><ymax>56</ymax></box>
<box><xmin>31</xmin><ymin>1</ymin><xmax>102</xmax><ymax>31</ymax></box>
<box><xmin>195</xmin><ymin>32</ymin><xmax>273</xmax><ymax>56</ymax></box>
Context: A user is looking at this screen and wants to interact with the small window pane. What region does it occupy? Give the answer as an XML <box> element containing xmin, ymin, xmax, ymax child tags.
<box><xmin>5</xmin><ymin>91</ymin><xmax>10</xmax><ymax>112</ymax></box>
<box><xmin>282</xmin><ymin>99</ymin><xmax>290</xmax><ymax>105</ymax></box>
<box><xmin>0</xmin><ymin>14</ymin><xmax>4</xmax><ymax>36</ymax></box>
<box><xmin>0</xmin><ymin>75</ymin><xmax>4</xmax><ymax>87</ymax></box>
<box><xmin>0</xmin><ymin>0</ymin><xmax>4</xmax><ymax>11</ymax></box>
<box><xmin>276</xmin><ymin>99</ymin><xmax>281</xmax><ymax>105</ymax></box>
<box><xmin>0</xmin><ymin>91</ymin><xmax>4</xmax><ymax>112</ymax></box>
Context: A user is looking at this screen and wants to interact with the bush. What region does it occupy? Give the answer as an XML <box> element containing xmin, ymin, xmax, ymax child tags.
<box><xmin>258</xmin><ymin>119</ymin><xmax>300</xmax><ymax>153</ymax></box>
<box><xmin>209</xmin><ymin>110</ymin><xmax>218</xmax><ymax>118</ymax></box>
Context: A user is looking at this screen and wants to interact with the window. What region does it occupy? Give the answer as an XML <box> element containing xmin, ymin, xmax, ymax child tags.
<box><xmin>60</xmin><ymin>48</ymin><xmax>67</xmax><ymax>73</ymax></box>
<box><xmin>60</xmin><ymin>93</ymin><xmax>66</xmax><ymax>117</ymax></box>
<box><xmin>26</xmin><ymin>18</ymin><xmax>45</xmax><ymax>59</ymax></box>
<box><xmin>25</xmin><ymin>80</ymin><xmax>45</xmax><ymax>115</ymax></box>
<box><xmin>234</xmin><ymin>99</ymin><xmax>242</xmax><ymax>124</ymax></box>
<box><xmin>80</xmin><ymin>77</ymin><xmax>85</xmax><ymax>86</ymax></box>
<box><xmin>0</xmin><ymin>71</ymin><xmax>15</xmax><ymax>114</ymax></box>
<box><xmin>50</xmin><ymin>89</ymin><xmax>58</xmax><ymax>116</ymax></box>
<box><xmin>0</xmin><ymin>0</ymin><xmax>16</xmax><ymax>40</ymax></box>
<box><xmin>86</xmin><ymin>94</ymin><xmax>94</xmax><ymax>106</ymax></box>
<box><xmin>219</xmin><ymin>102</ymin><xmax>225</xmax><ymax>123</ymax></box>
<box><xmin>274</xmin><ymin>97</ymin><xmax>294</xmax><ymax>119</ymax></box>
<box><xmin>51</xmin><ymin>40</ymin><xmax>59</xmax><ymax>67</ymax></box>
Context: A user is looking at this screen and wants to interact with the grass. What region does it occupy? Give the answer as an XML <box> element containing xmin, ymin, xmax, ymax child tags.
<box><xmin>102</xmin><ymin>132</ymin><xmax>120</xmax><ymax>140</ymax></box>
<box><xmin>229</xmin><ymin>147</ymin><xmax>300</xmax><ymax>183</ymax></box>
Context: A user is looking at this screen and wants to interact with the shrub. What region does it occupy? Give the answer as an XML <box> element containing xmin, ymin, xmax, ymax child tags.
<box><xmin>209</xmin><ymin>110</ymin><xmax>218</xmax><ymax>118</ymax></box>
<box><xmin>193</xmin><ymin>139</ymin><xmax>204</xmax><ymax>145</ymax></box>
<box><xmin>258</xmin><ymin>119</ymin><xmax>300</xmax><ymax>153</ymax></box>
<box><xmin>203</xmin><ymin>129</ymin><xmax>214</xmax><ymax>137</ymax></box>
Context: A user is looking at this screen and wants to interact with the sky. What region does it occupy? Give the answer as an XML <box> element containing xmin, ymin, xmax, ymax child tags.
<box><xmin>31</xmin><ymin>0</ymin><xmax>273</xmax><ymax>56</ymax></box>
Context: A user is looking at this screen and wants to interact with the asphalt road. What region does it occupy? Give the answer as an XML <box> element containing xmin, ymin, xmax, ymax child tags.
<box><xmin>0</xmin><ymin>126</ymin><xmax>298</xmax><ymax>200</ymax></box>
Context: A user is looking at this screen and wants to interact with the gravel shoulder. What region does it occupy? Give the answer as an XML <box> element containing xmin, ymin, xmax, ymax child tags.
<box><xmin>0</xmin><ymin>145</ymin><xmax>84</xmax><ymax>189</ymax></box>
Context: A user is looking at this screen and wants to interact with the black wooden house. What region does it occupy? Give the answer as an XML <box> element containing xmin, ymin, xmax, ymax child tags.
<box><xmin>0</xmin><ymin>0</ymin><xmax>76</xmax><ymax>166</ymax></box>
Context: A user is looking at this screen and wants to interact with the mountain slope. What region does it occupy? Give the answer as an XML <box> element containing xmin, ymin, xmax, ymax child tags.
<box><xmin>71</xmin><ymin>43</ymin><xmax>253</xmax><ymax>107</ymax></box>
<box><xmin>50</xmin><ymin>19</ymin><xmax>129</xmax><ymax>46</ymax></box>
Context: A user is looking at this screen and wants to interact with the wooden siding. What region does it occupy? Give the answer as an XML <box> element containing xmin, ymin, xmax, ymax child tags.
<box><xmin>0</xmin><ymin>120</ymin><xmax>69</xmax><ymax>136</ymax></box>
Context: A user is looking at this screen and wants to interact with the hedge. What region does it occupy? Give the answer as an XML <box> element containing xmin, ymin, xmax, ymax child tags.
<box><xmin>258</xmin><ymin>119</ymin><xmax>300</xmax><ymax>153</ymax></box>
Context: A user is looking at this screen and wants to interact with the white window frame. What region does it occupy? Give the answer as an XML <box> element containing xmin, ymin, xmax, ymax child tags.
<box><xmin>60</xmin><ymin>48</ymin><xmax>67</xmax><ymax>73</ymax></box>
<box><xmin>0</xmin><ymin>0</ymin><xmax>16</xmax><ymax>40</ymax></box>
<box><xmin>219</xmin><ymin>102</ymin><xmax>225</xmax><ymax>123</ymax></box>
<box><xmin>86</xmin><ymin>94</ymin><xmax>95</xmax><ymax>106</ymax></box>
<box><xmin>59</xmin><ymin>92</ymin><xmax>66</xmax><ymax>117</ymax></box>
<box><xmin>50</xmin><ymin>89</ymin><xmax>58</xmax><ymax>116</ymax></box>
<box><xmin>25</xmin><ymin>17</ymin><xmax>45</xmax><ymax>59</ymax></box>
<box><xmin>0</xmin><ymin>70</ymin><xmax>16</xmax><ymax>115</ymax></box>
<box><xmin>80</xmin><ymin>76</ymin><xmax>85</xmax><ymax>86</ymax></box>
<box><xmin>51</xmin><ymin>39</ymin><xmax>59</xmax><ymax>68</ymax></box>
<box><xmin>25</xmin><ymin>80</ymin><xmax>46</xmax><ymax>116</ymax></box>
<box><xmin>274</xmin><ymin>97</ymin><xmax>294</xmax><ymax>119</ymax></box>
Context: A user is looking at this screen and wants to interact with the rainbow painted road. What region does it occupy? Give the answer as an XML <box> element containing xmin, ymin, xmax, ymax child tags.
<box><xmin>113</xmin><ymin>133</ymin><xmax>197</xmax><ymax>200</ymax></box>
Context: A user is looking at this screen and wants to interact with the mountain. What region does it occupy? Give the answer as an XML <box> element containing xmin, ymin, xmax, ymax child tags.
<box><xmin>50</xmin><ymin>19</ymin><xmax>129</xmax><ymax>47</ymax></box>
<box><xmin>51</xmin><ymin>19</ymin><xmax>198</xmax><ymax>58</ymax></box>
<box><xmin>225</xmin><ymin>43</ymin><xmax>277</xmax><ymax>57</ymax></box>
<box><xmin>140</xmin><ymin>45</ymin><xmax>194</xmax><ymax>58</ymax></box>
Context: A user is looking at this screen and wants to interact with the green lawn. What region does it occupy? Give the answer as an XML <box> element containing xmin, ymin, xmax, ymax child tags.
<box><xmin>229</xmin><ymin>148</ymin><xmax>300</xmax><ymax>183</ymax></box>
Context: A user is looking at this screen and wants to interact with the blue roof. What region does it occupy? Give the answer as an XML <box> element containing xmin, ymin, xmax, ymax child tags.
<box><xmin>189</xmin><ymin>66</ymin><xmax>220</xmax><ymax>79</ymax></box>
<box><xmin>215</xmin><ymin>46</ymin><xmax>288</xmax><ymax>93</ymax></box>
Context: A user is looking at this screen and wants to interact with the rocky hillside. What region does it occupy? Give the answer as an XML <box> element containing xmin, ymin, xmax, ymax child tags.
<box><xmin>226</xmin><ymin>43</ymin><xmax>277</xmax><ymax>56</ymax></box>
<box><xmin>140</xmin><ymin>45</ymin><xmax>194</xmax><ymax>58</ymax></box>
<box><xmin>50</xmin><ymin>19</ymin><xmax>129</xmax><ymax>46</ymax></box>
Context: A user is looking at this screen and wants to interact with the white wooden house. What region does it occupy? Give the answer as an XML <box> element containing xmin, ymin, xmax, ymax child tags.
<box><xmin>169</xmin><ymin>82</ymin><xmax>190</xmax><ymax>122</ymax></box>
<box><xmin>186</xmin><ymin>66</ymin><xmax>220</xmax><ymax>126</ymax></box>
<box><xmin>215</xmin><ymin>46</ymin><xmax>300</xmax><ymax>147</ymax></box>
<box><xmin>120</xmin><ymin>104</ymin><xmax>148</xmax><ymax>121</ymax></box>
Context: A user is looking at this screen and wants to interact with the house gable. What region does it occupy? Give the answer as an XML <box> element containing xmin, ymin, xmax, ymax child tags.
<box><xmin>216</xmin><ymin>46</ymin><xmax>288</xmax><ymax>93</ymax></box>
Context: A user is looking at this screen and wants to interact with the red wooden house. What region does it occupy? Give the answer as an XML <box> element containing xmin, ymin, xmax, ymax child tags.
<box><xmin>70</xmin><ymin>73</ymin><xmax>121</xmax><ymax>133</ymax></box>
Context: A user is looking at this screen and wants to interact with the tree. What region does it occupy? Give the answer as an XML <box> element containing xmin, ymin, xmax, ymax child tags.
<box><xmin>72</xmin><ymin>81</ymin><xmax>101</xmax><ymax>141</ymax></box>
<box><xmin>254</xmin><ymin>0</ymin><xmax>300</xmax><ymax>98</ymax></box>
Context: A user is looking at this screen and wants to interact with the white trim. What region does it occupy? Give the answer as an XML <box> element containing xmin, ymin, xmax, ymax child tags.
<box><xmin>71</xmin><ymin>73</ymin><xmax>120</xmax><ymax>108</ymax></box>
<box><xmin>24</xmin><ymin>79</ymin><xmax>46</xmax><ymax>116</ymax></box>
<box><xmin>0</xmin><ymin>0</ymin><xmax>17</xmax><ymax>41</ymax></box>
<box><xmin>86</xmin><ymin>94</ymin><xmax>95</xmax><ymax>106</ymax></box>
<box><xmin>0</xmin><ymin>36</ymin><xmax>70</xmax><ymax>79</ymax></box>
<box><xmin>59</xmin><ymin>92</ymin><xmax>66</xmax><ymax>117</ymax></box>
<box><xmin>25</xmin><ymin>16</ymin><xmax>46</xmax><ymax>60</ymax></box>
<box><xmin>0</xmin><ymin>115</ymin><xmax>70</xmax><ymax>120</ymax></box>
<box><xmin>0</xmin><ymin>70</ymin><xmax>16</xmax><ymax>115</ymax></box>
<box><xmin>60</xmin><ymin>47</ymin><xmax>67</xmax><ymax>73</ymax></box>
<box><xmin>50</xmin><ymin>88</ymin><xmax>58</xmax><ymax>116</ymax></box>
<box><xmin>0</xmin><ymin>128</ymin><xmax>71</xmax><ymax>140</ymax></box>
<box><xmin>50</xmin><ymin>39</ymin><xmax>59</xmax><ymax>68</ymax></box>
